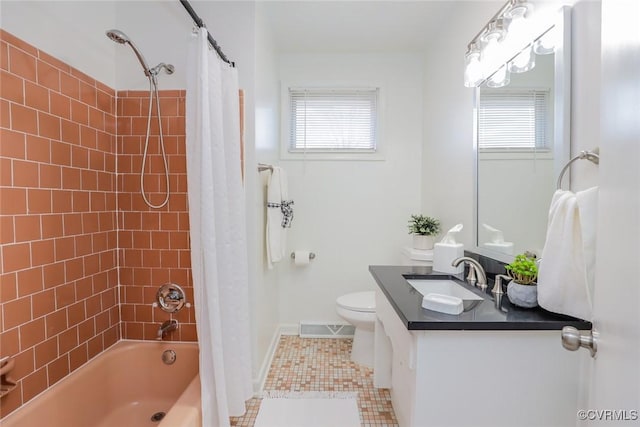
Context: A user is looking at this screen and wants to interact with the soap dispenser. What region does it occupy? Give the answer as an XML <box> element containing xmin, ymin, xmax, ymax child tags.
<box><xmin>433</xmin><ymin>224</ymin><xmax>464</xmax><ymax>274</ymax></box>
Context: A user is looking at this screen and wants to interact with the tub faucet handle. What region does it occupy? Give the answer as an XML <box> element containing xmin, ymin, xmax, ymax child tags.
<box><xmin>157</xmin><ymin>319</ymin><xmax>179</xmax><ymax>341</ymax></box>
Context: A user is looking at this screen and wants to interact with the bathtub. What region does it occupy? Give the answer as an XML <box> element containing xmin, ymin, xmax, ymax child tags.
<box><xmin>2</xmin><ymin>340</ymin><xmax>201</xmax><ymax>427</ymax></box>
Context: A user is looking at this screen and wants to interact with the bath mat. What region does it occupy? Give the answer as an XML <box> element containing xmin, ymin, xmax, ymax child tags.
<box><xmin>254</xmin><ymin>391</ymin><xmax>360</xmax><ymax>427</ymax></box>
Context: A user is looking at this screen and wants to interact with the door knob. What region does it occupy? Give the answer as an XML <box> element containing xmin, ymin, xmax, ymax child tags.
<box><xmin>561</xmin><ymin>326</ymin><xmax>597</xmax><ymax>357</ymax></box>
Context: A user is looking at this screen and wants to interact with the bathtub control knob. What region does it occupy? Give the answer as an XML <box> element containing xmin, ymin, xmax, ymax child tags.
<box><xmin>156</xmin><ymin>283</ymin><xmax>186</xmax><ymax>313</ymax></box>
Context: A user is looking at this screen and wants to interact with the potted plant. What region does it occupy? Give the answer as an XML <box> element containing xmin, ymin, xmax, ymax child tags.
<box><xmin>407</xmin><ymin>214</ymin><xmax>440</xmax><ymax>250</ymax></box>
<box><xmin>504</xmin><ymin>253</ymin><xmax>539</xmax><ymax>308</ymax></box>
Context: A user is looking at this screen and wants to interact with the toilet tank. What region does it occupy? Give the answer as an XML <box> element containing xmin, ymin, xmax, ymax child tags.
<box><xmin>400</xmin><ymin>247</ymin><xmax>433</xmax><ymax>266</ymax></box>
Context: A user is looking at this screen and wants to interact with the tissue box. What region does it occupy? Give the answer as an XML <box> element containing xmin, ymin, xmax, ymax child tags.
<box><xmin>433</xmin><ymin>243</ymin><xmax>464</xmax><ymax>274</ymax></box>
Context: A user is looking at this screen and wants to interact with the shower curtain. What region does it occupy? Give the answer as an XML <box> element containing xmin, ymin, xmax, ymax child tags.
<box><xmin>186</xmin><ymin>28</ymin><xmax>252</xmax><ymax>427</ymax></box>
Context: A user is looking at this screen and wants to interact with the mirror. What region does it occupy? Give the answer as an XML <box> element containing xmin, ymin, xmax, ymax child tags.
<box><xmin>473</xmin><ymin>7</ymin><xmax>571</xmax><ymax>262</ymax></box>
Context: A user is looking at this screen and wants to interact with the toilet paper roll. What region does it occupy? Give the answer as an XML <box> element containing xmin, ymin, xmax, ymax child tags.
<box><xmin>294</xmin><ymin>251</ymin><xmax>311</xmax><ymax>266</ymax></box>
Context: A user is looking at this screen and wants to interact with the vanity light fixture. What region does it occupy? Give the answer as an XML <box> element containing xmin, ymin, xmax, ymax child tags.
<box><xmin>463</xmin><ymin>0</ymin><xmax>553</xmax><ymax>87</ymax></box>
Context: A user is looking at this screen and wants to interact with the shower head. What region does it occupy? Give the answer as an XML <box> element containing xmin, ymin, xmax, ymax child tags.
<box><xmin>105</xmin><ymin>29</ymin><xmax>151</xmax><ymax>77</ymax></box>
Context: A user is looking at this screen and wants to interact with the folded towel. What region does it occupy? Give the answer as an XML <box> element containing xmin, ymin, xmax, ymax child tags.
<box><xmin>537</xmin><ymin>187</ymin><xmax>598</xmax><ymax>320</ymax></box>
<box><xmin>266</xmin><ymin>167</ymin><xmax>293</xmax><ymax>269</ymax></box>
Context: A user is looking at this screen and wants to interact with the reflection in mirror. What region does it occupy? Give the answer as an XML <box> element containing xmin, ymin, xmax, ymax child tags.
<box><xmin>472</xmin><ymin>7</ymin><xmax>571</xmax><ymax>262</ymax></box>
<box><xmin>477</xmin><ymin>53</ymin><xmax>554</xmax><ymax>256</ymax></box>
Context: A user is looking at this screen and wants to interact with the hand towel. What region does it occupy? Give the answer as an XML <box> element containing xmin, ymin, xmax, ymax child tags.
<box><xmin>537</xmin><ymin>187</ymin><xmax>598</xmax><ymax>320</ymax></box>
<box><xmin>266</xmin><ymin>167</ymin><xmax>293</xmax><ymax>269</ymax></box>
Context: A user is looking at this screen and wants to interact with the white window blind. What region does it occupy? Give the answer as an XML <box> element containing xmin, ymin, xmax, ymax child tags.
<box><xmin>478</xmin><ymin>89</ymin><xmax>549</xmax><ymax>150</ymax></box>
<box><xmin>289</xmin><ymin>88</ymin><xmax>378</xmax><ymax>152</ymax></box>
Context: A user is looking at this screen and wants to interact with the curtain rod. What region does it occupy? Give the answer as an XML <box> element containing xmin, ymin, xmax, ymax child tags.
<box><xmin>179</xmin><ymin>0</ymin><xmax>235</xmax><ymax>67</ymax></box>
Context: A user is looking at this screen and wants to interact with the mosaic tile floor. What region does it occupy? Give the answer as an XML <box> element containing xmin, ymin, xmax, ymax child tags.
<box><xmin>230</xmin><ymin>336</ymin><xmax>398</xmax><ymax>427</ymax></box>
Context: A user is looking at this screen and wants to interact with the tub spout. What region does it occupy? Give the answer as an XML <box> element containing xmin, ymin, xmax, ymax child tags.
<box><xmin>157</xmin><ymin>319</ymin><xmax>178</xmax><ymax>341</ymax></box>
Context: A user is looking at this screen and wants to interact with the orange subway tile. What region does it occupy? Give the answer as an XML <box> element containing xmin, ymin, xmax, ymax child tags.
<box><xmin>65</xmin><ymin>258</ymin><xmax>83</xmax><ymax>282</ymax></box>
<box><xmin>0</xmin><ymin>216</ymin><xmax>14</xmax><ymax>244</ymax></box>
<box><xmin>32</xmin><ymin>289</ymin><xmax>55</xmax><ymax>319</ymax></box>
<box><xmin>45</xmin><ymin>309</ymin><xmax>67</xmax><ymax>338</ymax></box>
<box><xmin>24</xmin><ymin>80</ymin><xmax>49</xmax><ymax>112</ymax></box>
<box><xmin>52</xmin><ymin>190</ymin><xmax>72</xmax><ymax>214</ymax></box>
<box><xmin>1</xmin><ymin>242</ymin><xmax>30</xmax><ymax>272</ymax></box>
<box><xmin>50</xmin><ymin>92</ymin><xmax>71</xmax><ymax>120</ymax></box>
<box><xmin>71</xmin><ymin>99</ymin><xmax>89</xmax><ymax>126</ymax></box>
<box><xmin>12</xmin><ymin>159</ymin><xmax>39</xmax><ymax>188</ymax></box>
<box><xmin>70</xmin><ymin>145</ymin><xmax>89</xmax><ymax>169</ymax></box>
<box><xmin>69</xmin><ymin>68</ymin><xmax>94</xmax><ymax>87</ymax></box>
<box><xmin>3</xmin><ymin>296</ymin><xmax>32</xmax><ymax>330</ymax></box>
<box><xmin>80</xmin><ymin>169</ymin><xmax>97</xmax><ymax>190</ymax></box>
<box><xmin>85</xmin><ymin>294</ymin><xmax>101</xmax><ymax>318</ymax></box>
<box><xmin>17</xmin><ymin>267</ymin><xmax>43</xmax><ymax>297</ymax></box>
<box><xmin>26</xmin><ymin>135</ymin><xmax>50</xmax><ymax>163</ymax></box>
<box><xmin>38</xmin><ymin>50</ymin><xmax>70</xmax><ymax>74</ymax></box>
<box><xmin>1</xmin><ymin>30</ymin><xmax>38</xmax><ymax>56</ymax></box>
<box><xmin>1</xmin><ymin>69</ymin><xmax>24</xmax><ymax>103</ymax></box>
<box><xmin>47</xmin><ymin>354</ymin><xmax>69</xmax><ymax>386</ymax></box>
<box><xmin>77</xmin><ymin>318</ymin><xmax>94</xmax><ymax>343</ymax></box>
<box><xmin>67</xmin><ymin>301</ymin><xmax>85</xmax><ymax>327</ymax></box>
<box><xmin>61</xmin><ymin>167</ymin><xmax>81</xmax><ymax>191</ymax></box>
<box><xmin>9</xmin><ymin>45</ymin><xmax>36</xmax><ymax>82</ymax></box>
<box><xmin>60</xmin><ymin>72</ymin><xmax>79</xmax><ymax>100</ymax></box>
<box><xmin>40</xmin><ymin>214</ymin><xmax>63</xmax><ymax>239</ymax></box>
<box><xmin>63</xmin><ymin>212</ymin><xmax>83</xmax><ymax>236</ymax></box>
<box><xmin>36</xmin><ymin>60</ymin><xmax>60</xmax><ymax>92</ymax></box>
<box><xmin>31</xmin><ymin>239</ymin><xmax>55</xmax><ymax>266</ymax></box>
<box><xmin>96</xmin><ymin>90</ymin><xmax>111</xmax><ymax>114</ymax></box>
<box><xmin>0</xmin><ymin>157</ymin><xmax>12</xmax><ymax>186</ymax></box>
<box><xmin>74</xmin><ymin>276</ymin><xmax>93</xmax><ymax>300</ymax></box>
<box><xmin>0</xmin><ymin>40</ymin><xmax>8</xmax><ymax>71</ymax></box>
<box><xmin>72</xmin><ymin>191</ymin><xmax>89</xmax><ymax>212</ymax></box>
<box><xmin>57</xmin><ymin>326</ymin><xmax>78</xmax><ymax>354</ymax></box>
<box><xmin>42</xmin><ymin>262</ymin><xmax>65</xmax><ymax>289</ymax></box>
<box><xmin>22</xmin><ymin>367</ymin><xmax>48</xmax><ymax>403</ymax></box>
<box><xmin>61</xmin><ymin>119</ymin><xmax>80</xmax><ymax>145</ymax></box>
<box><xmin>1</xmin><ymin>99</ymin><xmax>10</xmax><ymax>128</ymax></box>
<box><xmin>19</xmin><ymin>317</ymin><xmax>45</xmax><ymax>350</ymax></box>
<box><xmin>14</xmin><ymin>214</ymin><xmax>41</xmax><ymax>242</ymax></box>
<box><xmin>34</xmin><ymin>336</ymin><xmax>57</xmax><ymax>369</ymax></box>
<box><xmin>37</xmin><ymin>111</ymin><xmax>61</xmax><ymax>140</ymax></box>
<box><xmin>50</xmin><ymin>141</ymin><xmax>72</xmax><ymax>167</ymax></box>
<box><xmin>82</xmin><ymin>212</ymin><xmax>99</xmax><ymax>233</ymax></box>
<box><xmin>88</xmin><ymin>107</ymin><xmax>104</xmax><ymax>131</ymax></box>
<box><xmin>69</xmin><ymin>343</ymin><xmax>88</xmax><ymax>372</ymax></box>
<box><xmin>0</xmin><ymin>327</ymin><xmax>20</xmax><ymax>356</ymax></box>
<box><xmin>54</xmin><ymin>283</ymin><xmax>75</xmax><ymax>309</ymax></box>
<box><xmin>11</xmin><ymin>103</ymin><xmax>38</xmax><ymax>134</ymax></box>
<box><xmin>39</xmin><ymin>164</ymin><xmax>61</xmax><ymax>189</ymax></box>
<box><xmin>79</xmin><ymin>81</ymin><xmax>96</xmax><ymax>107</ymax></box>
<box><xmin>54</xmin><ymin>236</ymin><xmax>74</xmax><ymax>261</ymax></box>
<box><xmin>13</xmin><ymin>347</ymin><xmax>35</xmax><ymax>380</ymax></box>
<box><xmin>87</xmin><ymin>334</ymin><xmax>103</xmax><ymax>359</ymax></box>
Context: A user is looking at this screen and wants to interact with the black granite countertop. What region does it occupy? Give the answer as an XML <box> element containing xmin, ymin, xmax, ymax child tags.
<box><xmin>369</xmin><ymin>265</ymin><xmax>592</xmax><ymax>331</ymax></box>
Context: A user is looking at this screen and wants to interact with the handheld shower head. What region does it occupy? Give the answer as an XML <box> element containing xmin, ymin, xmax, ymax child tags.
<box><xmin>105</xmin><ymin>29</ymin><xmax>151</xmax><ymax>77</ymax></box>
<box><xmin>106</xmin><ymin>29</ymin><xmax>129</xmax><ymax>44</ymax></box>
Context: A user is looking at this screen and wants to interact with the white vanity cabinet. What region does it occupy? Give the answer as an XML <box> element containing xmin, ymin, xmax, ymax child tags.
<box><xmin>374</xmin><ymin>290</ymin><xmax>582</xmax><ymax>427</ymax></box>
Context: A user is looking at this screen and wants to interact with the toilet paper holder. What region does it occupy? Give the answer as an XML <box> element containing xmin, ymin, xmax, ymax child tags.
<box><xmin>290</xmin><ymin>252</ymin><xmax>316</xmax><ymax>260</ymax></box>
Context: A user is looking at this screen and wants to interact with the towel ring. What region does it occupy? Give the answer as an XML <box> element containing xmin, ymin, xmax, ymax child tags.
<box><xmin>556</xmin><ymin>148</ymin><xmax>600</xmax><ymax>190</ymax></box>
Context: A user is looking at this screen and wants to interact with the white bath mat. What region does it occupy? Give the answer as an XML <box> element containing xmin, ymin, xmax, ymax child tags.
<box><xmin>254</xmin><ymin>391</ymin><xmax>360</xmax><ymax>427</ymax></box>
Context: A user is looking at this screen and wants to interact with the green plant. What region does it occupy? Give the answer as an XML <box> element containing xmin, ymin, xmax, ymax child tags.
<box><xmin>407</xmin><ymin>214</ymin><xmax>440</xmax><ymax>236</ymax></box>
<box><xmin>505</xmin><ymin>253</ymin><xmax>538</xmax><ymax>285</ymax></box>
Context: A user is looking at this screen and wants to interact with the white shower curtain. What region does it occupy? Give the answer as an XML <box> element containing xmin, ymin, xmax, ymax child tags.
<box><xmin>186</xmin><ymin>28</ymin><xmax>252</xmax><ymax>427</ymax></box>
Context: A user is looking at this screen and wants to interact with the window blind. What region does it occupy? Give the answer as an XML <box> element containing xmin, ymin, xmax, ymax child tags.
<box><xmin>478</xmin><ymin>89</ymin><xmax>549</xmax><ymax>150</ymax></box>
<box><xmin>289</xmin><ymin>88</ymin><xmax>378</xmax><ymax>152</ymax></box>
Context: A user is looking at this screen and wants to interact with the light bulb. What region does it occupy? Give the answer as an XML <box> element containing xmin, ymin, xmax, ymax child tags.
<box><xmin>486</xmin><ymin>65</ymin><xmax>510</xmax><ymax>88</ymax></box>
<box><xmin>509</xmin><ymin>45</ymin><xmax>535</xmax><ymax>73</ymax></box>
<box><xmin>534</xmin><ymin>27</ymin><xmax>556</xmax><ymax>55</ymax></box>
<box><xmin>464</xmin><ymin>45</ymin><xmax>483</xmax><ymax>87</ymax></box>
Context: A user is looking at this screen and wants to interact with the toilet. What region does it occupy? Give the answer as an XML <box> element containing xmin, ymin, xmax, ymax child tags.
<box><xmin>335</xmin><ymin>291</ymin><xmax>376</xmax><ymax>368</ymax></box>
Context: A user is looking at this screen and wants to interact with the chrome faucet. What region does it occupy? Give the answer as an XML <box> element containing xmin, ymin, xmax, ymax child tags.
<box><xmin>451</xmin><ymin>257</ymin><xmax>488</xmax><ymax>290</ymax></box>
<box><xmin>157</xmin><ymin>319</ymin><xmax>178</xmax><ymax>341</ymax></box>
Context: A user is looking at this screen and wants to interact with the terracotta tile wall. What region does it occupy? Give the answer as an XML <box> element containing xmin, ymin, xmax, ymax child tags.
<box><xmin>116</xmin><ymin>90</ymin><xmax>196</xmax><ymax>342</ymax></box>
<box><xmin>0</xmin><ymin>30</ymin><xmax>120</xmax><ymax>418</ymax></box>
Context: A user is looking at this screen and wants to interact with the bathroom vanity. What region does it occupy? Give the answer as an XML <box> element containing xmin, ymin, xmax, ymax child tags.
<box><xmin>370</xmin><ymin>265</ymin><xmax>591</xmax><ymax>427</ymax></box>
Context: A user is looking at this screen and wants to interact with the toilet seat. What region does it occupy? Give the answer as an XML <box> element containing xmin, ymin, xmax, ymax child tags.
<box><xmin>336</xmin><ymin>291</ymin><xmax>375</xmax><ymax>313</ymax></box>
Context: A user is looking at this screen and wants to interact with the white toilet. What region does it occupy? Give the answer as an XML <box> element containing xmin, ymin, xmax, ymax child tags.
<box><xmin>335</xmin><ymin>291</ymin><xmax>376</xmax><ymax>368</ymax></box>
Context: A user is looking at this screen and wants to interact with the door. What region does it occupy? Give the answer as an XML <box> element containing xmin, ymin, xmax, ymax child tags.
<box><xmin>579</xmin><ymin>0</ymin><xmax>640</xmax><ymax>424</ymax></box>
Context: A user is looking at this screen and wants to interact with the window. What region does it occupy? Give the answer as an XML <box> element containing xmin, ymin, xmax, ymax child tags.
<box><xmin>478</xmin><ymin>89</ymin><xmax>550</xmax><ymax>150</ymax></box>
<box><xmin>287</xmin><ymin>88</ymin><xmax>379</xmax><ymax>153</ymax></box>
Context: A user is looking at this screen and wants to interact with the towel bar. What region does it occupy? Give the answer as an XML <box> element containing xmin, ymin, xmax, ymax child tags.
<box><xmin>556</xmin><ymin>148</ymin><xmax>600</xmax><ymax>190</ymax></box>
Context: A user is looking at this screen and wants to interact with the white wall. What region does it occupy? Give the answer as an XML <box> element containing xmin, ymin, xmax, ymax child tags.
<box><xmin>275</xmin><ymin>53</ymin><xmax>423</xmax><ymax>325</ymax></box>
<box><xmin>421</xmin><ymin>2</ymin><xmax>501</xmax><ymax>248</ymax></box>
<box><xmin>252</xmin><ymin>2</ymin><xmax>280</xmax><ymax>386</ymax></box>
<box><xmin>0</xmin><ymin>1</ymin><xmax>117</xmax><ymax>88</ymax></box>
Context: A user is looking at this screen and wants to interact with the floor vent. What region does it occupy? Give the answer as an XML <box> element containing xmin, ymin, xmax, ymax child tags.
<box><xmin>299</xmin><ymin>322</ymin><xmax>355</xmax><ymax>338</ymax></box>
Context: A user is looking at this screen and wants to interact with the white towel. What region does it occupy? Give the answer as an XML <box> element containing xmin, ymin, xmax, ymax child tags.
<box><xmin>266</xmin><ymin>167</ymin><xmax>289</xmax><ymax>269</ymax></box>
<box><xmin>538</xmin><ymin>187</ymin><xmax>598</xmax><ymax>320</ymax></box>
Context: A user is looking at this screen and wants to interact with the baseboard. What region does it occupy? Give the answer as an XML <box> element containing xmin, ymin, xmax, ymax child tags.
<box><xmin>279</xmin><ymin>323</ymin><xmax>299</xmax><ymax>336</ymax></box>
<box><xmin>253</xmin><ymin>327</ymin><xmax>281</xmax><ymax>395</ymax></box>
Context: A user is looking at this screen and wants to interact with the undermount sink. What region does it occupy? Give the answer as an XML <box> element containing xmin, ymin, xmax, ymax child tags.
<box><xmin>406</xmin><ymin>279</ymin><xmax>484</xmax><ymax>313</ymax></box>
